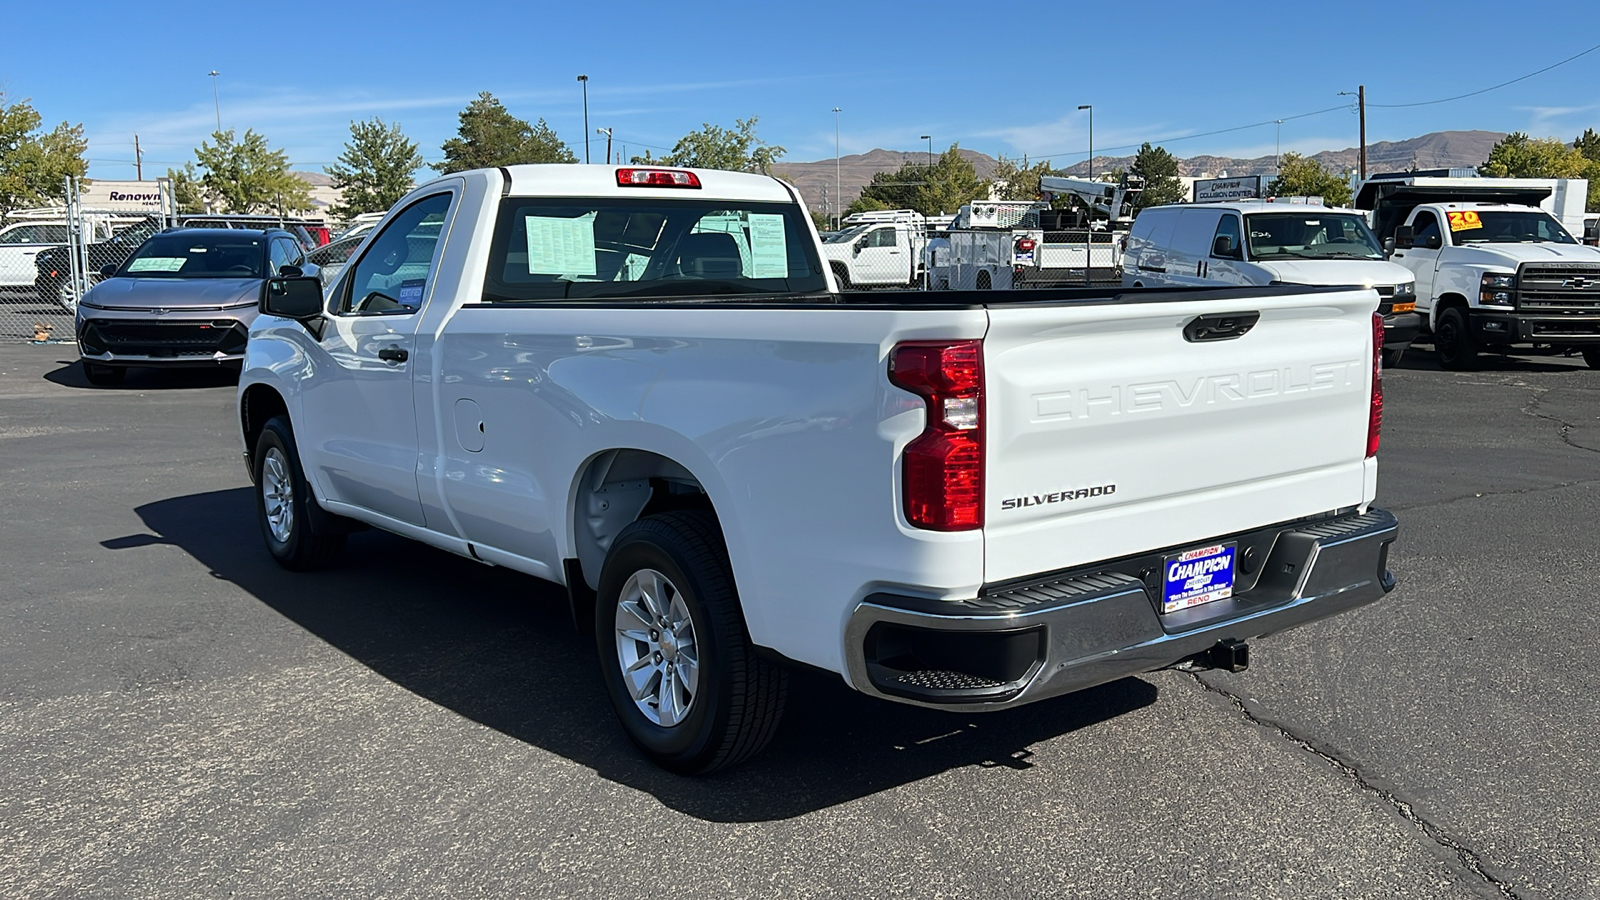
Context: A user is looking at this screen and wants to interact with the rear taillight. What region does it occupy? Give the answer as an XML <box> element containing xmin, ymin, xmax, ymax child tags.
<box><xmin>616</xmin><ymin>168</ymin><xmax>702</xmax><ymax>188</ymax></box>
<box><xmin>889</xmin><ymin>340</ymin><xmax>984</xmax><ymax>530</ymax></box>
<box><xmin>1368</xmin><ymin>311</ymin><xmax>1383</xmax><ymax>458</ymax></box>
<box><xmin>1015</xmin><ymin>238</ymin><xmax>1037</xmax><ymax>253</ymax></box>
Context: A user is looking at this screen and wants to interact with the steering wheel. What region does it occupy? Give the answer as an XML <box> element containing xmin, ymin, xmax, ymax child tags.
<box><xmin>226</xmin><ymin>265</ymin><xmax>256</xmax><ymax>275</ymax></box>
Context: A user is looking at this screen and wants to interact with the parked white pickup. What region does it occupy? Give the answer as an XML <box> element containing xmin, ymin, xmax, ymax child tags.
<box><xmin>238</xmin><ymin>164</ymin><xmax>1399</xmax><ymax>773</ymax></box>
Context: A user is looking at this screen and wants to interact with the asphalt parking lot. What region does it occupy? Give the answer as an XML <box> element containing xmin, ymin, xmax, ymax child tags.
<box><xmin>1</xmin><ymin>342</ymin><xmax>1597</xmax><ymax>900</ymax></box>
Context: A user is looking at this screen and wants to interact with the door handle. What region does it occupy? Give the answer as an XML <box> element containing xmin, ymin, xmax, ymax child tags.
<box><xmin>1184</xmin><ymin>311</ymin><xmax>1260</xmax><ymax>342</ymax></box>
<box><xmin>377</xmin><ymin>346</ymin><xmax>408</xmax><ymax>363</ymax></box>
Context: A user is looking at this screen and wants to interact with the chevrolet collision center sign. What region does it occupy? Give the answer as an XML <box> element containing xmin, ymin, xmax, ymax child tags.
<box><xmin>1193</xmin><ymin>176</ymin><xmax>1262</xmax><ymax>203</ymax></box>
<box><xmin>78</xmin><ymin>180</ymin><xmax>169</xmax><ymax>212</ymax></box>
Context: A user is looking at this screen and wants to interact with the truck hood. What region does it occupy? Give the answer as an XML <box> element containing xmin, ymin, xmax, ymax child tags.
<box><xmin>1445</xmin><ymin>243</ymin><xmax>1600</xmax><ymax>267</ymax></box>
<box><xmin>86</xmin><ymin>276</ymin><xmax>260</xmax><ymax>309</ymax></box>
<box><xmin>1259</xmin><ymin>259</ymin><xmax>1414</xmax><ymax>287</ymax></box>
<box><xmin>818</xmin><ymin>242</ymin><xmax>854</xmax><ymax>263</ymax></box>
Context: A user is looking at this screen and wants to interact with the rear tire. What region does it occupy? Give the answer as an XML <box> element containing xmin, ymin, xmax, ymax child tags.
<box><xmin>254</xmin><ymin>415</ymin><xmax>346</xmax><ymax>571</ymax></box>
<box><xmin>975</xmin><ymin>270</ymin><xmax>992</xmax><ymax>290</ymax></box>
<box><xmin>1583</xmin><ymin>346</ymin><xmax>1600</xmax><ymax>369</ymax></box>
<box><xmin>595</xmin><ymin>510</ymin><xmax>787</xmax><ymax>774</ymax></box>
<box><xmin>1435</xmin><ymin>307</ymin><xmax>1478</xmax><ymax>371</ymax></box>
<box><xmin>82</xmin><ymin>361</ymin><xmax>124</xmax><ymax>386</ymax></box>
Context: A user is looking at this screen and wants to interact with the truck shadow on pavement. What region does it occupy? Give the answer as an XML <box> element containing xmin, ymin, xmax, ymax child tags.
<box><xmin>118</xmin><ymin>487</ymin><xmax>1158</xmax><ymax>823</ymax></box>
<box><xmin>44</xmin><ymin>359</ymin><xmax>241</xmax><ymax>390</ymax></box>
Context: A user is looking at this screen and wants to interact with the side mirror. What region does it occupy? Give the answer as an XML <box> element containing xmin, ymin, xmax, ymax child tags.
<box><xmin>854</xmin><ymin>237</ymin><xmax>868</xmax><ymax>251</ymax></box>
<box><xmin>1211</xmin><ymin>235</ymin><xmax>1238</xmax><ymax>259</ymax></box>
<box><xmin>99</xmin><ymin>263</ymin><xmax>116</xmax><ymax>278</ymax></box>
<box><xmin>260</xmin><ymin>276</ymin><xmax>325</xmax><ymax>319</ymax></box>
<box><xmin>1423</xmin><ymin>233</ymin><xmax>1442</xmax><ymax>250</ymax></box>
<box><xmin>1382</xmin><ymin>237</ymin><xmax>1396</xmax><ymax>258</ymax></box>
<box><xmin>1393</xmin><ymin>225</ymin><xmax>1415</xmax><ymax>249</ymax></box>
<box><xmin>277</xmin><ymin>264</ymin><xmax>304</xmax><ymax>278</ymax></box>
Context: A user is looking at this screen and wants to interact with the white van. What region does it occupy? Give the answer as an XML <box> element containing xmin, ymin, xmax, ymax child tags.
<box><xmin>1123</xmin><ymin>201</ymin><xmax>1422</xmax><ymax>364</ymax></box>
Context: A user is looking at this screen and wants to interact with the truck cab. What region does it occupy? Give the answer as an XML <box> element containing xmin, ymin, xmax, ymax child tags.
<box><xmin>818</xmin><ymin>210</ymin><xmax>926</xmax><ymax>288</ymax></box>
<box><xmin>1123</xmin><ymin>202</ymin><xmax>1421</xmax><ymax>364</ymax></box>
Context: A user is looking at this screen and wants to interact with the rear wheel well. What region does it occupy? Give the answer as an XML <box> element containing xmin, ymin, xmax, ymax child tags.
<box><xmin>568</xmin><ymin>449</ymin><xmax>723</xmax><ymax>630</ymax></box>
<box><xmin>240</xmin><ymin>385</ymin><xmax>289</xmax><ymax>478</ymax></box>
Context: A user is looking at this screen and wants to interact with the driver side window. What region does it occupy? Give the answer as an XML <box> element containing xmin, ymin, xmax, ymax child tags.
<box><xmin>869</xmin><ymin>227</ymin><xmax>896</xmax><ymax>248</ymax></box>
<box><xmin>339</xmin><ymin>193</ymin><xmax>452</xmax><ymax>316</ymax></box>
<box><xmin>1413</xmin><ymin>212</ymin><xmax>1441</xmax><ymax>245</ymax></box>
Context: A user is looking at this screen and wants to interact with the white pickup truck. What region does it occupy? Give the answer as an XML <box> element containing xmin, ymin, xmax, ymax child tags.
<box><xmin>1385</xmin><ymin>202</ymin><xmax>1600</xmax><ymax>369</ymax></box>
<box><xmin>238</xmin><ymin>164</ymin><xmax>1399</xmax><ymax>774</ymax></box>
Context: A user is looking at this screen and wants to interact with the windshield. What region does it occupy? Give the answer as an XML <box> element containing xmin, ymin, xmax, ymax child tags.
<box><xmin>0</xmin><ymin>223</ymin><xmax>69</xmax><ymax>244</ymax></box>
<box><xmin>119</xmin><ymin>232</ymin><xmax>266</xmax><ymax>279</ymax></box>
<box><xmin>483</xmin><ymin>198</ymin><xmax>827</xmax><ymax>301</ymax></box>
<box><xmin>1245</xmin><ymin>213</ymin><xmax>1384</xmax><ymax>260</ymax></box>
<box><xmin>1448</xmin><ymin>210</ymin><xmax>1576</xmax><ymax>245</ymax></box>
<box><xmin>823</xmin><ymin>224</ymin><xmax>870</xmax><ymax>244</ymax></box>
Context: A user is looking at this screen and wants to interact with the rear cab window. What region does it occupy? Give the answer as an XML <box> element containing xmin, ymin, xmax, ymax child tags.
<box><xmin>482</xmin><ymin>198</ymin><xmax>826</xmax><ymax>301</ymax></box>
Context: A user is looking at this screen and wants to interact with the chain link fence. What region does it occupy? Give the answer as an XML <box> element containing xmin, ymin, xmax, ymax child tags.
<box><xmin>0</xmin><ymin>177</ymin><xmax>174</xmax><ymax>343</ymax></box>
<box><xmin>821</xmin><ymin>204</ymin><xmax>1126</xmax><ymax>293</ymax></box>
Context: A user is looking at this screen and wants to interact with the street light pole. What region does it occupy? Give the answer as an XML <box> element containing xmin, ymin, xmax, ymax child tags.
<box><xmin>1077</xmin><ymin>104</ymin><xmax>1093</xmax><ymax>180</ymax></box>
<box><xmin>208</xmin><ymin>71</ymin><xmax>221</xmax><ymax>133</ymax></box>
<box><xmin>577</xmin><ymin>75</ymin><xmax>590</xmax><ymax>163</ymax></box>
<box><xmin>597</xmin><ymin>127</ymin><xmax>612</xmax><ymax>165</ymax></box>
<box><xmin>832</xmin><ymin>107</ymin><xmax>842</xmax><ymax>229</ymax></box>
<box><xmin>921</xmin><ymin>134</ymin><xmax>932</xmax><ymax>168</ymax></box>
<box><xmin>1275</xmin><ymin>119</ymin><xmax>1284</xmax><ymax>175</ymax></box>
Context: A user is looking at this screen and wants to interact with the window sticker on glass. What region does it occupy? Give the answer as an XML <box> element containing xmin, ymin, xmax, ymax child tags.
<box><xmin>525</xmin><ymin>214</ymin><xmax>597</xmax><ymax>276</ymax></box>
<box><xmin>748</xmin><ymin>213</ymin><xmax>788</xmax><ymax>278</ymax></box>
<box><xmin>397</xmin><ymin>278</ymin><xmax>426</xmax><ymax>306</ymax></box>
<box><xmin>1447</xmin><ymin>210</ymin><xmax>1483</xmax><ymax>231</ymax></box>
<box><xmin>127</xmin><ymin>257</ymin><xmax>187</xmax><ymax>273</ymax></box>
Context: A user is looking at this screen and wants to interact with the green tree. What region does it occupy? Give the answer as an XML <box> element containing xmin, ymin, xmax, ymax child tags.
<box><xmin>849</xmin><ymin>161</ymin><xmax>927</xmax><ymax>213</ymax></box>
<box><xmin>1572</xmin><ymin>129</ymin><xmax>1600</xmax><ymax>212</ymax></box>
<box><xmin>193</xmin><ymin>129</ymin><xmax>311</xmax><ymax>214</ymax></box>
<box><xmin>165</xmin><ymin>163</ymin><xmax>206</xmax><ymax>214</ymax></box>
<box><xmin>436</xmin><ymin>92</ymin><xmax>575</xmax><ymax>173</ymax></box>
<box><xmin>1129</xmin><ymin>143</ymin><xmax>1185</xmax><ymax>209</ymax></box>
<box><xmin>992</xmin><ymin>155</ymin><xmax>1056</xmax><ymax>201</ymax></box>
<box><xmin>637</xmin><ymin>117</ymin><xmax>784</xmax><ymax>174</ymax></box>
<box><xmin>326</xmin><ymin>118</ymin><xmax>422</xmax><ymax>218</ymax></box>
<box><xmin>914</xmin><ymin>145</ymin><xmax>988</xmax><ymax>215</ymax></box>
<box><xmin>0</xmin><ymin>93</ymin><xmax>88</xmax><ymax>223</ymax></box>
<box><xmin>1267</xmin><ymin>152</ymin><xmax>1352</xmax><ymax>207</ymax></box>
<box><xmin>1478</xmin><ymin>132</ymin><xmax>1588</xmax><ymax>178</ymax></box>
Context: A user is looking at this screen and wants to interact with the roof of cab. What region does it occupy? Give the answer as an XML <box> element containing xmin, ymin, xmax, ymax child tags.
<box><xmin>434</xmin><ymin>164</ymin><xmax>797</xmax><ymax>203</ymax></box>
<box><xmin>1176</xmin><ymin>200</ymin><xmax>1352</xmax><ymax>215</ymax></box>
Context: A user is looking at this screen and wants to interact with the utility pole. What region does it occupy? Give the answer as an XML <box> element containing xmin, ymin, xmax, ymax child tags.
<box><xmin>1358</xmin><ymin>85</ymin><xmax>1367</xmax><ymax>180</ymax></box>
<box><xmin>921</xmin><ymin>134</ymin><xmax>932</xmax><ymax>168</ymax></box>
<box><xmin>577</xmin><ymin>75</ymin><xmax>590</xmax><ymax>163</ymax></box>
<box><xmin>1078</xmin><ymin>105</ymin><xmax>1094</xmax><ymax>179</ymax></box>
<box><xmin>208</xmin><ymin>71</ymin><xmax>221</xmax><ymax>132</ymax></box>
<box><xmin>832</xmin><ymin>107</ymin><xmax>842</xmax><ymax>229</ymax></box>
<box><xmin>134</xmin><ymin>134</ymin><xmax>143</xmax><ymax>181</ymax></box>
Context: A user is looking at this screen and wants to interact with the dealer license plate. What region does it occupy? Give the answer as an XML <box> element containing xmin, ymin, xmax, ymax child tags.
<box><xmin>1161</xmin><ymin>542</ymin><xmax>1237</xmax><ymax>613</ymax></box>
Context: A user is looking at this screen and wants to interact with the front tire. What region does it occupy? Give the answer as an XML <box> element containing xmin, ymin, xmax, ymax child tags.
<box><xmin>254</xmin><ymin>415</ymin><xmax>346</xmax><ymax>571</ymax></box>
<box><xmin>1382</xmin><ymin>347</ymin><xmax>1406</xmax><ymax>369</ymax></box>
<box><xmin>595</xmin><ymin>510</ymin><xmax>787</xmax><ymax>774</ymax></box>
<box><xmin>1435</xmin><ymin>307</ymin><xmax>1478</xmax><ymax>371</ymax></box>
<box><xmin>82</xmin><ymin>361</ymin><xmax>124</xmax><ymax>386</ymax></box>
<box><xmin>831</xmin><ymin>263</ymin><xmax>851</xmax><ymax>291</ymax></box>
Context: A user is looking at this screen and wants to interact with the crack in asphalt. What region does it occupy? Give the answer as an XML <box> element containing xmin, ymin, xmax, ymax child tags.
<box><xmin>1521</xmin><ymin>387</ymin><xmax>1600</xmax><ymax>456</ymax></box>
<box><xmin>1188</xmin><ymin>673</ymin><xmax>1525</xmax><ymax>900</ymax></box>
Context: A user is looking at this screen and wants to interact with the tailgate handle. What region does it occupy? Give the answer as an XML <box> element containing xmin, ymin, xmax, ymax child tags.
<box><xmin>1184</xmin><ymin>311</ymin><xmax>1260</xmax><ymax>342</ymax></box>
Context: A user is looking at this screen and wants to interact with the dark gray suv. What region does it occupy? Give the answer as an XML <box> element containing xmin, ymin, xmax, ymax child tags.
<box><xmin>75</xmin><ymin>228</ymin><xmax>317</xmax><ymax>385</ymax></box>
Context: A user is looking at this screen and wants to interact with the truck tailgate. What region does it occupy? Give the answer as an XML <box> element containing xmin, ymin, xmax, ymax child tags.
<box><xmin>983</xmin><ymin>287</ymin><xmax>1376</xmax><ymax>584</ymax></box>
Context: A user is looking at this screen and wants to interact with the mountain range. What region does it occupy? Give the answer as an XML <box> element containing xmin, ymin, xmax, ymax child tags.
<box><xmin>772</xmin><ymin>131</ymin><xmax>1506</xmax><ymax>211</ymax></box>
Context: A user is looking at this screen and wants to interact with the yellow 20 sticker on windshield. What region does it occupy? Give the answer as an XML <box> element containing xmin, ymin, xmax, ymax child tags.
<box><xmin>1447</xmin><ymin>210</ymin><xmax>1483</xmax><ymax>231</ymax></box>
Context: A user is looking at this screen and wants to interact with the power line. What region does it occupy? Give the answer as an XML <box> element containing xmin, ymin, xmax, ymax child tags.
<box><xmin>1032</xmin><ymin>104</ymin><xmax>1352</xmax><ymax>162</ymax></box>
<box><xmin>1370</xmin><ymin>40</ymin><xmax>1600</xmax><ymax>108</ymax></box>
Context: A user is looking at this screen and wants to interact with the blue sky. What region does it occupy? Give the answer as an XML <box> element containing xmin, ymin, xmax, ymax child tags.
<box><xmin>7</xmin><ymin>0</ymin><xmax>1600</xmax><ymax>182</ymax></box>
